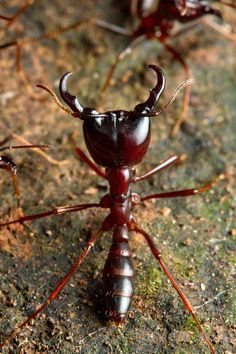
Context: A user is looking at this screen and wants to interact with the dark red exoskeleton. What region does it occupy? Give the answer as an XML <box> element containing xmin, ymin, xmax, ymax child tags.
<box><xmin>0</xmin><ymin>65</ymin><xmax>215</xmax><ymax>353</ymax></box>
<box><xmin>99</xmin><ymin>0</ymin><xmax>236</xmax><ymax>135</ymax></box>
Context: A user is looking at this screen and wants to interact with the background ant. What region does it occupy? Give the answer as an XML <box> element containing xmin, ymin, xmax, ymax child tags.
<box><xmin>0</xmin><ymin>0</ymin><xmax>235</xmax><ymax>134</ymax></box>
<box><xmin>0</xmin><ymin>1</ymin><xmax>235</xmax><ymax>353</ymax></box>
<box><xmin>0</xmin><ymin>134</ymin><xmax>50</xmax><ymax>197</ymax></box>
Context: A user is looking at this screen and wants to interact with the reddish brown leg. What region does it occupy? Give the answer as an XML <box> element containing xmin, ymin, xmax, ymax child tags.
<box><xmin>129</xmin><ymin>221</ymin><xmax>216</xmax><ymax>354</ymax></box>
<box><xmin>134</xmin><ymin>155</ymin><xmax>179</xmax><ymax>183</ymax></box>
<box><xmin>0</xmin><ymin>202</ymin><xmax>100</xmax><ymax>228</ymax></box>
<box><xmin>0</xmin><ymin>134</ymin><xmax>67</xmax><ymax>166</ymax></box>
<box><xmin>141</xmin><ymin>182</ymin><xmax>212</xmax><ymax>202</ymax></box>
<box><xmin>100</xmin><ymin>35</ymin><xmax>146</xmax><ymax>94</ymax></box>
<box><xmin>158</xmin><ymin>39</ymin><xmax>191</xmax><ymax>137</ymax></box>
<box><xmin>75</xmin><ymin>147</ymin><xmax>106</xmax><ymax>178</ymax></box>
<box><xmin>0</xmin><ymin>222</ymin><xmax>109</xmax><ymax>350</ymax></box>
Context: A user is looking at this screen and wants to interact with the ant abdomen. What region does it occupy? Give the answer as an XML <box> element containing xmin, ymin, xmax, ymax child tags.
<box><xmin>103</xmin><ymin>239</ymin><xmax>134</xmax><ymax>323</ymax></box>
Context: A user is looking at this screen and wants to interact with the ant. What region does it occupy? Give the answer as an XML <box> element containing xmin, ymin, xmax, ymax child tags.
<box><xmin>0</xmin><ymin>134</ymin><xmax>49</xmax><ymax>197</ymax></box>
<box><xmin>0</xmin><ymin>0</ymin><xmax>235</xmax><ymax>132</ymax></box>
<box><xmin>0</xmin><ymin>133</ymin><xmax>69</xmax><ymax>201</ymax></box>
<box><xmin>0</xmin><ymin>65</ymin><xmax>216</xmax><ymax>353</ymax></box>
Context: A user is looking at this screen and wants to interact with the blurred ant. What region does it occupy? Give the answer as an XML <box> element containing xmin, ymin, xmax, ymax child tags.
<box><xmin>0</xmin><ymin>0</ymin><xmax>235</xmax><ymax>132</ymax></box>
<box><xmin>0</xmin><ymin>66</ymin><xmax>216</xmax><ymax>353</ymax></box>
<box><xmin>0</xmin><ymin>134</ymin><xmax>49</xmax><ymax>197</ymax></box>
<box><xmin>0</xmin><ymin>134</ymin><xmax>67</xmax><ymax>198</ymax></box>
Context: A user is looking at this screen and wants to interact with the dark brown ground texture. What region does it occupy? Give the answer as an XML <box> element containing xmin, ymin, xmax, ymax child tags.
<box><xmin>0</xmin><ymin>1</ymin><xmax>235</xmax><ymax>353</ymax></box>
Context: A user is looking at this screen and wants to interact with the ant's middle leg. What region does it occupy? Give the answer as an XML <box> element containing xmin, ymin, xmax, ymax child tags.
<box><xmin>0</xmin><ymin>202</ymin><xmax>101</xmax><ymax>228</ymax></box>
<box><xmin>69</xmin><ymin>132</ymin><xmax>105</xmax><ymax>178</ymax></box>
<box><xmin>128</xmin><ymin>220</ymin><xmax>215</xmax><ymax>354</ymax></box>
<box><xmin>140</xmin><ymin>182</ymin><xmax>212</xmax><ymax>202</ymax></box>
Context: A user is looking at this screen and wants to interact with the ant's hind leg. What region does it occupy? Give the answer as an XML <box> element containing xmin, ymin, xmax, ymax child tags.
<box><xmin>129</xmin><ymin>221</ymin><xmax>216</xmax><ymax>354</ymax></box>
<box><xmin>0</xmin><ymin>221</ymin><xmax>109</xmax><ymax>350</ymax></box>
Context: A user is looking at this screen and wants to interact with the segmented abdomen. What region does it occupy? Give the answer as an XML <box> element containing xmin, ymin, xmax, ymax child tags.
<box><xmin>103</xmin><ymin>241</ymin><xmax>134</xmax><ymax>322</ymax></box>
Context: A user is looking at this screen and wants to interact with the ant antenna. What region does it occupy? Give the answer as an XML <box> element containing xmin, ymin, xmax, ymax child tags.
<box><xmin>37</xmin><ymin>84</ymin><xmax>108</xmax><ymax>118</ymax></box>
<box><xmin>144</xmin><ymin>78</ymin><xmax>194</xmax><ymax>117</ymax></box>
<box><xmin>37</xmin><ymin>77</ymin><xmax>194</xmax><ymax>119</ymax></box>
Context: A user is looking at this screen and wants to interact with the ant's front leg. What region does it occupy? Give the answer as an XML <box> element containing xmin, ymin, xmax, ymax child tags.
<box><xmin>69</xmin><ymin>132</ymin><xmax>106</xmax><ymax>178</ymax></box>
<box><xmin>75</xmin><ymin>147</ymin><xmax>105</xmax><ymax>178</ymax></box>
<box><xmin>134</xmin><ymin>155</ymin><xmax>179</xmax><ymax>183</ymax></box>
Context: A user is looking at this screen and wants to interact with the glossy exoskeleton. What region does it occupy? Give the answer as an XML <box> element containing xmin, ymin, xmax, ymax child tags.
<box><xmin>0</xmin><ymin>65</ymin><xmax>215</xmax><ymax>353</ymax></box>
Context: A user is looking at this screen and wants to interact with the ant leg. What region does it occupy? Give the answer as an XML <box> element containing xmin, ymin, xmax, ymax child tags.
<box><xmin>0</xmin><ymin>202</ymin><xmax>101</xmax><ymax>228</ymax></box>
<box><xmin>129</xmin><ymin>221</ymin><xmax>216</xmax><ymax>354</ymax></box>
<box><xmin>69</xmin><ymin>132</ymin><xmax>105</xmax><ymax>178</ymax></box>
<box><xmin>0</xmin><ymin>134</ymin><xmax>67</xmax><ymax>166</ymax></box>
<box><xmin>75</xmin><ymin>147</ymin><xmax>106</xmax><ymax>178</ymax></box>
<box><xmin>0</xmin><ymin>221</ymin><xmax>110</xmax><ymax>350</ymax></box>
<box><xmin>15</xmin><ymin>43</ymin><xmax>47</xmax><ymax>100</ymax></box>
<box><xmin>172</xmin><ymin>17</ymin><xmax>236</xmax><ymax>42</ymax></box>
<box><xmin>134</xmin><ymin>155</ymin><xmax>179</xmax><ymax>183</ymax></box>
<box><xmin>100</xmin><ymin>34</ymin><xmax>146</xmax><ymax>94</ymax></box>
<box><xmin>0</xmin><ymin>156</ymin><xmax>19</xmax><ymax>196</ymax></box>
<box><xmin>201</xmin><ymin>18</ymin><xmax>236</xmax><ymax>41</ymax></box>
<box><xmin>156</xmin><ymin>37</ymin><xmax>191</xmax><ymax>137</ymax></box>
<box><xmin>141</xmin><ymin>182</ymin><xmax>212</xmax><ymax>202</ymax></box>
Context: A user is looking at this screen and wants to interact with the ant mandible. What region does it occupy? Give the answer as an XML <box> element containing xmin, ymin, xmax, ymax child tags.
<box><xmin>0</xmin><ymin>1</ymin><xmax>235</xmax><ymax>131</ymax></box>
<box><xmin>0</xmin><ymin>65</ymin><xmax>215</xmax><ymax>353</ymax></box>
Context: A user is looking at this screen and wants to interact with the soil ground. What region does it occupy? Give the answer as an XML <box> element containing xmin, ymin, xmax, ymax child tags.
<box><xmin>0</xmin><ymin>1</ymin><xmax>235</xmax><ymax>353</ymax></box>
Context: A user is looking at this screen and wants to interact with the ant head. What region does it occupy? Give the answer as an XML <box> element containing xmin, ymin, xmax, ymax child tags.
<box><xmin>59</xmin><ymin>65</ymin><xmax>165</xmax><ymax>167</ymax></box>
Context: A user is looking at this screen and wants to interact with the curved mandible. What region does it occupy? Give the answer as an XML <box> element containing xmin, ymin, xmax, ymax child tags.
<box><xmin>134</xmin><ymin>65</ymin><xmax>165</xmax><ymax>113</ymax></box>
<box><xmin>59</xmin><ymin>72</ymin><xmax>85</xmax><ymax>113</ymax></box>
